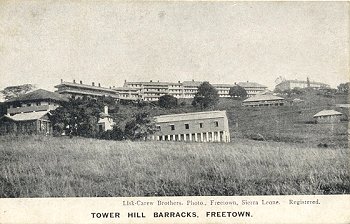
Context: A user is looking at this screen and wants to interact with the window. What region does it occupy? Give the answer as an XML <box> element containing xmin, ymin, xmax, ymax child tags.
<box><xmin>199</xmin><ymin>123</ymin><xmax>203</xmax><ymax>128</ymax></box>
<box><xmin>214</xmin><ymin>121</ymin><xmax>219</xmax><ymax>127</ymax></box>
<box><xmin>156</xmin><ymin>125</ymin><xmax>161</xmax><ymax>131</ymax></box>
<box><xmin>36</xmin><ymin>102</ymin><xmax>41</xmax><ymax>106</ymax></box>
<box><xmin>185</xmin><ymin>124</ymin><xmax>189</xmax><ymax>129</ymax></box>
<box><xmin>170</xmin><ymin>125</ymin><xmax>175</xmax><ymax>131</ymax></box>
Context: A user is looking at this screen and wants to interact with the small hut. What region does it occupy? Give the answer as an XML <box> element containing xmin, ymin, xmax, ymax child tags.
<box><xmin>313</xmin><ymin>110</ymin><xmax>343</xmax><ymax>123</ymax></box>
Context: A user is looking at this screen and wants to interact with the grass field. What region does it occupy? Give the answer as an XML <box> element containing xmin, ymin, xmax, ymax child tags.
<box><xmin>0</xmin><ymin>136</ymin><xmax>349</xmax><ymax>197</ymax></box>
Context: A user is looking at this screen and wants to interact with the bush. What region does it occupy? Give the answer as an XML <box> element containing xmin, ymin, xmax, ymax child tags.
<box><xmin>158</xmin><ymin>95</ymin><xmax>178</xmax><ymax>108</ymax></box>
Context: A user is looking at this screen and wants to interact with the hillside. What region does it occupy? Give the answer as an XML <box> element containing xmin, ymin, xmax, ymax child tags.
<box><xmin>0</xmin><ymin>136</ymin><xmax>349</xmax><ymax>197</ymax></box>
<box><xmin>115</xmin><ymin>92</ymin><xmax>349</xmax><ymax>148</ymax></box>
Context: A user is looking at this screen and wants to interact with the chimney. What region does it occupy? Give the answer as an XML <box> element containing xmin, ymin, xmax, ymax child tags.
<box><xmin>150</xmin><ymin>80</ymin><xmax>152</xmax><ymax>82</ymax></box>
<box><xmin>98</xmin><ymin>83</ymin><xmax>101</xmax><ymax>87</ymax></box>
<box><xmin>92</xmin><ymin>82</ymin><xmax>95</xmax><ymax>86</ymax></box>
<box><xmin>80</xmin><ymin>80</ymin><xmax>82</xmax><ymax>84</ymax></box>
<box><xmin>192</xmin><ymin>79</ymin><xmax>194</xmax><ymax>82</ymax></box>
<box><xmin>157</xmin><ymin>80</ymin><xmax>159</xmax><ymax>82</ymax></box>
<box><xmin>178</xmin><ymin>81</ymin><xmax>180</xmax><ymax>83</ymax></box>
<box><xmin>109</xmin><ymin>86</ymin><xmax>111</xmax><ymax>89</ymax></box>
<box><xmin>234</xmin><ymin>82</ymin><xmax>237</xmax><ymax>85</ymax></box>
<box><xmin>61</xmin><ymin>79</ymin><xmax>63</xmax><ymax>83</ymax></box>
<box><xmin>73</xmin><ymin>79</ymin><xmax>76</xmax><ymax>83</ymax></box>
<box><xmin>104</xmin><ymin>106</ymin><xmax>108</xmax><ymax>115</ymax></box>
<box><xmin>124</xmin><ymin>80</ymin><xmax>126</xmax><ymax>83</ymax></box>
<box><xmin>113</xmin><ymin>85</ymin><xmax>115</xmax><ymax>88</ymax></box>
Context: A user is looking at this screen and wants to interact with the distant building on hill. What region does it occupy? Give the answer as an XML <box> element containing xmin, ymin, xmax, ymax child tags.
<box><xmin>55</xmin><ymin>79</ymin><xmax>119</xmax><ymax>99</ymax></box>
<box><xmin>151</xmin><ymin>110</ymin><xmax>230</xmax><ymax>142</ymax></box>
<box><xmin>97</xmin><ymin>106</ymin><xmax>115</xmax><ymax>132</ymax></box>
<box><xmin>0</xmin><ymin>89</ymin><xmax>68</xmax><ymax>135</ymax></box>
<box><xmin>123</xmin><ymin>80</ymin><xmax>267</xmax><ymax>101</ymax></box>
<box><xmin>236</xmin><ymin>81</ymin><xmax>268</xmax><ymax>97</ymax></box>
<box><xmin>313</xmin><ymin>110</ymin><xmax>343</xmax><ymax>123</ymax></box>
<box><xmin>242</xmin><ymin>94</ymin><xmax>285</xmax><ymax>107</ymax></box>
<box><xmin>275</xmin><ymin>79</ymin><xmax>330</xmax><ymax>91</ymax></box>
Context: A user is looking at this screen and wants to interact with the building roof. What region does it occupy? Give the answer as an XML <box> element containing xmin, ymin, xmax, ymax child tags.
<box><xmin>278</xmin><ymin>80</ymin><xmax>330</xmax><ymax>86</ymax></box>
<box><xmin>113</xmin><ymin>87</ymin><xmax>139</xmax><ymax>91</ymax></box>
<box><xmin>125</xmin><ymin>81</ymin><xmax>180</xmax><ymax>86</ymax></box>
<box><xmin>182</xmin><ymin>81</ymin><xmax>204</xmax><ymax>87</ymax></box>
<box><xmin>3</xmin><ymin>111</ymin><xmax>50</xmax><ymax>121</ymax></box>
<box><xmin>237</xmin><ymin>82</ymin><xmax>267</xmax><ymax>88</ymax></box>
<box><xmin>313</xmin><ymin>110</ymin><xmax>343</xmax><ymax>118</ymax></box>
<box><xmin>154</xmin><ymin>110</ymin><xmax>227</xmax><ymax>123</ymax></box>
<box><xmin>212</xmin><ymin>83</ymin><xmax>235</xmax><ymax>88</ymax></box>
<box><xmin>55</xmin><ymin>81</ymin><xmax>118</xmax><ymax>92</ymax></box>
<box><xmin>243</xmin><ymin>94</ymin><xmax>284</xmax><ymax>102</ymax></box>
<box><xmin>6</xmin><ymin>89</ymin><xmax>68</xmax><ymax>103</ymax></box>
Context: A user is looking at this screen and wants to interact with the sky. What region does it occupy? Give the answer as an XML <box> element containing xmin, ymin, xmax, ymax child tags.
<box><xmin>0</xmin><ymin>1</ymin><xmax>349</xmax><ymax>95</ymax></box>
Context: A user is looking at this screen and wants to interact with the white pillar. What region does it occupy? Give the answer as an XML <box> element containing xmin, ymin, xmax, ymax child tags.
<box><xmin>152</xmin><ymin>135</ymin><xmax>155</xmax><ymax>140</ymax></box>
<box><xmin>222</xmin><ymin>132</ymin><xmax>226</xmax><ymax>142</ymax></box>
<box><xmin>167</xmin><ymin>135</ymin><xmax>171</xmax><ymax>141</ymax></box>
<box><xmin>206</xmin><ymin>132</ymin><xmax>209</xmax><ymax>142</ymax></box>
<box><xmin>200</xmin><ymin>133</ymin><xmax>204</xmax><ymax>142</ymax></box>
<box><xmin>172</xmin><ymin>135</ymin><xmax>175</xmax><ymax>141</ymax></box>
<box><xmin>184</xmin><ymin>134</ymin><xmax>187</xmax><ymax>141</ymax></box>
<box><xmin>195</xmin><ymin>133</ymin><xmax>198</xmax><ymax>142</ymax></box>
<box><xmin>156</xmin><ymin>136</ymin><xmax>160</xmax><ymax>141</ymax></box>
<box><xmin>211</xmin><ymin>132</ymin><xmax>215</xmax><ymax>142</ymax></box>
<box><xmin>217</xmin><ymin>131</ymin><xmax>221</xmax><ymax>142</ymax></box>
<box><xmin>189</xmin><ymin>134</ymin><xmax>192</xmax><ymax>141</ymax></box>
<box><xmin>178</xmin><ymin>134</ymin><xmax>181</xmax><ymax>141</ymax></box>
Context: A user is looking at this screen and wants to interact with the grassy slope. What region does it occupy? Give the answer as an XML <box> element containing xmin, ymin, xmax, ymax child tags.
<box><xmin>1</xmin><ymin>136</ymin><xmax>349</xmax><ymax>197</ymax></box>
<box><xmin>116</xmin><ymin>92</ymin><xmax>349</xmax><ymax>147</ymax></box>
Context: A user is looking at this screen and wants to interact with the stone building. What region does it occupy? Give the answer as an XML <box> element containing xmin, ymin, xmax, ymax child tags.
<box><xmin>151</xmin><ymin>110</ymin><xmax>230</xmax><ymax>142</ymax></box>
<box><xmin>275</xmin><ymin>79</ymin><xmax>330</xmax><ymax>91</ymax></box>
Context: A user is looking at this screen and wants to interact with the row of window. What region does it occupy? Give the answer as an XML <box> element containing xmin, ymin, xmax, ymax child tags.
<box><xmin>159</xmin><ymin>121</ymin><xmax>219</xmax><ymax>131</ymax></box>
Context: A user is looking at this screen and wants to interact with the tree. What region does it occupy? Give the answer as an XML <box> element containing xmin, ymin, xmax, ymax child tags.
<box><xmin>229</xmin><ymin>85</ymin><xmax>247</xmax><ymax>99</ymax></box>
<box><xmin>124</xmin><ymin>112</ymin><xmax>157</xmax><ymax>140</ymax></box>
<box><xmin>291</xmin><ymin>87</ymin><xmax>304</xmax><ymax>95</ymax></box>
<box><xmin>337</xmin><ymin>82</ymin><xmax>350</xmax><ymax>94</ymax></box>
<box><xmin>158</xmin><ymin>94</ymin><xmax>178</xmax><ymax>108</ymax></box>
<box><xmin>0</xmin><ymin>84</ymin><xmax>36</xmax><ymax>100</ymax></box>
<box><xmin>50</xmin><ymin>98</ymin><xmax>103</xmax><ymax>137</ymax></box>
<box><xmin>192</xmin><ymin>82</ymin><xmax>219</xmax><ymax>109</ymax></box>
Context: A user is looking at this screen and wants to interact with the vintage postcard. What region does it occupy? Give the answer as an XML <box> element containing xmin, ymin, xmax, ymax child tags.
<box><xmin>0</xmin><ymin>1</ymin><xmax>349</xmax><ymax>223</ymax></box>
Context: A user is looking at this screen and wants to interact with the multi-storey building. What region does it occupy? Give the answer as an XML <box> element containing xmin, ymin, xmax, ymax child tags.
<box><xmin>55</xmin><ymin>79</ymin><xmax>119</xmax><ymax>99</ymax></box>
<box><xmin>236</xmin><ymin>81</ymin><xmax>268</xmax><ymax>97</ymax></box>
<box><xmin>151</xmin><ymin>110</ymin><xmax>231</xmax><ymax>142</ymax></box>
<box><xmin>213</xmin><ymin>84</ymin><xmax>235</xmax><ymax>98</ymax></box>
<box><xmin>123</xmin><ymin>80</ymin><xmax>185</xmax><ymax>101</ymax></box>
<box><xmin>0</xmin><ymin>89</ymin><xmax>68</xmax><ymax>135</ymax></box>
<box><xmin>56</xmin><ymin>79</ymin><xmax>268</xmax><ymax>102</ymax></box>
<box><xmin>113</xmin><ymin>87</ymin><xmax>141</xmax><ymax>101</ymax></box>
<box><xmin>182</xmin><ymin>80</ymin><xmax>202</xmax><ymax>98</ymax></box>
<box><xmin>275</xmin><ymin>80</ymin><xmax>330</xmax><ymax>92</ymax></box>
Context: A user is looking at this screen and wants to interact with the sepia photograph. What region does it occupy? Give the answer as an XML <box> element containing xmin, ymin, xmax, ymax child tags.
<box><xmin>0</xmin><ymin>1</ymin><xmax>349</xmax><ymax>223</ymax></box>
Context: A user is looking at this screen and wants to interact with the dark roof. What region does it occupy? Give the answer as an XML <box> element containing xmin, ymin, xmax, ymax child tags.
<box><xmin>6</xmin><ymin>89</ymin><xmax>69</xmax><ymax>103</ymax></box>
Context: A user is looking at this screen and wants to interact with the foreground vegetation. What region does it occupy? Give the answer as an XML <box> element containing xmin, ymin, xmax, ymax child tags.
<box><xmin>0</xmin><ymin>136</ymin><xmax>349</xmax><ymax>197</ymax></box>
